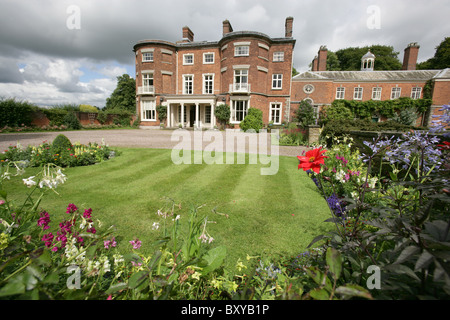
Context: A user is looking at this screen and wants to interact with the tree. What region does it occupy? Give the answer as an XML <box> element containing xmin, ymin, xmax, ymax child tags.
<box><xmin>214</xmin><ymin>104</ymin><xmax>231</xmax><ymax>129</ymax></box>
<box><xmin>417</xmin><ymin>37</ymin><xmax>450</xmax><ymax>70</ymax></box>
<box><xmin>240</xmin><ymin>108</ymin><xmax>263</xmax><ymax>133</ymax></box>
<box><xmin>335</xmin><ymin>45</ymin><xmax>402</xmax><ymax>71</ymax></box>
<box><xmin>105</xmin><ymin>74</ymin><xmax>136</xmax><ymax>112</ymax></box>
<box><xmin>294</xmin><ymin>100</ymin><xmax>316</xmax><ymax>128</ymax></box>
<box><xmin>326</xmin><ymin>51</ymin><xmax>341</xmax><ymax>71</ymax></box>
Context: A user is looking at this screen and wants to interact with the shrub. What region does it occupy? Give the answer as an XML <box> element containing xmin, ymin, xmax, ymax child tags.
<box><xmin>80</xmin><ymin>104</ymin><xmax>99</xmax><ymax>113</ymax></box>
<box><xmin>214</xmin><ymin>104</ymin><xmax>231</xmax><ymax>129</ymax></box>
<box><xmin>63</xmin><ymin>112</ymin><xmax>81</xmax><ymax>130</ymax></box>
<box><xmin>52</xmin><ymin>134</ymin><xmax>73</xmax><ymax>155</ymax></box>
<box><xmin>320</xmin><ymin>103</ymin><xmax>353</xmax><ymax>125</ymax></box>
<box><xmin>0</xmin><ymin>97</ymin><xmax>35</xmax><ymax>127</ymax></box>
<box><xmin>294</xmin><ymin>100</ymin><xmax>316</xmax><ymax>129</ymax></box>
<box><xmin>240</xmin><ymin>108</ymin><xmax>264</xmax><ymax>133</ymax></box>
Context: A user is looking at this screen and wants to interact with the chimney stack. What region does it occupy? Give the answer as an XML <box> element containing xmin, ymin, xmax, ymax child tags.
<box><xmin>402</xmin><ymin>42</ymin><xmax>420</xmax><ymax>70</ymax></box>
<box><xmin>312</xmin><ymin>56</ymin><xmax>318</xmax><ymax>71</ymax></box>
<box><xmin>285</xmin><ymin>17</ymin><xmax>293</xmax><ymax>38</ymax></box>
<box><xmin>182</xmin><ymin>26</ymin><xmax>194</xmax><ymax>42</ymax></box>
<box><xmin>317</xmin><ymin>46</ymin><xmax>328</xmax><ymax>71</ymax></box>
<box><xmin>223</xmin><ymin>20</ymin><xmax>233</xmax><ymax>36</ymax></box>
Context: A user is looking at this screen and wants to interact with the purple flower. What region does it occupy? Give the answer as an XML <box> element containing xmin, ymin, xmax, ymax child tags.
<box><xmin>83</xmin><ymin>208</ymin><xmax>92</xmax><ymax>219</ymax></box>
<box><xmin>129</xmin><ymin>239</ymin><xmax>142</xmax><ymax>250</ymax></box>
<box><xmin>42</xmin><ymin>233</ymin><xmax>54</xmax><ymax>248</ymax></box>
<box><xmin>104</xmin><ymin>237</ymin><xmax>117</xmax><ymax>249</ymax></box>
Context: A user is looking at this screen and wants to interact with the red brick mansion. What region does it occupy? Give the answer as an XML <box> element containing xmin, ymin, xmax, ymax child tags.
<box><xmin>133</xmin><ymin>17</ymin><xmax>449</xmax><ymax>129</ymax></box>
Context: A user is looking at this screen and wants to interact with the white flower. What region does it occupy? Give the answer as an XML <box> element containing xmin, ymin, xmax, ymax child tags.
<box><xmin>152</xmin><ymin>222</ymin><xmax>160</xmax><ymax>230</ymax></box>
<box><xmin>23</xmin><ymin>176</ymin><xmax>37</xmax><ymax>188</ymax></box>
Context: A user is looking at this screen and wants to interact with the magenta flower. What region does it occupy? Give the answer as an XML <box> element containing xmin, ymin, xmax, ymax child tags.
<box><xmin>83</xmin><ymin>208</ymin><xmax>92</xmax><ymax>219</ymax></box>
<box><xmin>42</xmin><ymin>233</ymin><xmax>54</xmax><ymax>247</ymax></box>
<box><xmin>104</xmin><ymin>237</ymin><xmax>117</xmax><ymax>249</ymax></box>
<box><xmin>37</xmin><ymin>211</ymin><xmax>51</xmax><ymax>230</ymax></box>
<box><xmin>129</xmin><ymin>239</ymin><xmax>142</xmax><ymax>250</ymax></box>
<box><xmin>87</xmin><ymin>226</ymin><xmax>96</xmax><ymax>234</ymax></box>
<box><xmin>66</xmin><ymin>203</ymin><xmax>78</xmax><ymax>214</ymax></box>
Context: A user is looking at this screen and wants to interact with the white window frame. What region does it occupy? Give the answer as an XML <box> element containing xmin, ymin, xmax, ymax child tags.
<box><xmin>273</xmin><ymin>52</ymin><xmax>284</xmax><ymax>62</ymax></box>
<box><xmin>233</xmin><ymin>69</ymin><xmax>249</xmax><ymax>91</ymax></box>
<box><xmin>272</xmin><ymin>74</ymin><xmax>283</xmax><ymax>90</ymax></box>
<box><xmin>391</xmin><ymin>87</ymin><xmax>401</xmax><ymax>100</ymax></box>
<box><xmin>234</xmin><ymin>45</ymin><xmax>249</xmax><ymax>57</ymax></box>
<box><xmin>183</xmin><ymin>74</ymin><xmax>193</xmax><ymax>94</ymax></box>
<box><xmin>269</xmin><ymin>103</ymin><xmax>282</xmax><ymax>125</ymax></box>
<box><xmin>203</xmin><ymin>52</ymin><xmax>214</xmax><ymax>64</ymax></box>
<box><xmin>353</xmin><ymin>87</ymin><xmax>363</xmax><ymax>100</ymax></box>
<box><xmin>230</xmin><ymin>99</ymin><xmax>249</xmax><ymax>123</ymax></box>
<box><xmin>142</xmin><ymin>52</ymin><xmax>153</xmax><ymax>62</ymax></box>
<box><xmin>203</xmin><ymin>74</ymin><xmax>214</xmax><ymax>95</ymax></box>
<box><xmin>141</xmin><ymin>100</ymin><xmax>156</xmax><ymax>121</ymax></box>
<box><xmin>411</xmin><ymin>87</ymin><xmax>422</xmax><ymax>100</ymax></box>
<box><xmin>183</xmin><ymin>53</ymin><xmax>194</xmax><ymax>65</ymax></box>
<box><xmin>336</xmin><ymin>87</ymin><xmax>345</xmax><ymax>100</ymax></box>
<box><xmin>372</xmin><ymin>87</ymin><xmax>382</xmax><ymax>100</ymax></box>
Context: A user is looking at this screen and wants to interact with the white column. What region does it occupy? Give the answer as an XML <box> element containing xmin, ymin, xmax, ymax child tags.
<box><xmin>167</xmin><ymin>104</ymin><xmax>171</xmax><ymax>128</ymax></box>
<box><xmin>181</xmin><ymin>103</ymin><xmax>185</xmax><ymax>128</ymax></box>
<box><xmin>195</xmin><ymin>103</ymin><xmax>200</xmax><ymax>129</ymax></box>
<box><xmin>211</xmin><ymin>103</ymin><xmax>215</xmax><ymax>129</ymax></box>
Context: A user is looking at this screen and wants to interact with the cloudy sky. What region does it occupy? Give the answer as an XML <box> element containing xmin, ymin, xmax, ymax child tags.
<box><xmin>0</xmin><ymin>0</ymin><xmax>449</xmax><ymax>108</ymax></box>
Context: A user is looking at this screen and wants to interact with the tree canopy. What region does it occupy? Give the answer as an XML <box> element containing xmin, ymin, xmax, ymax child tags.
<box><xmin>105</xmin><ymin>74</ymin><xmax>136</xmax><ymax>111</ymax></box>
<box><xmin>417</xmin><ymin>37</ymin><xmax>450</xmax><ymax>70</ymax></box>
<box><xmin>333</xmin><ymin>45</ymin><xmax>402</xmax><ymax>71</ymax></box>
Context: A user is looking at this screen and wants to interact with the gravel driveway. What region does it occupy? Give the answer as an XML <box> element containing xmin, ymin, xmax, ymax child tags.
<box><xmin>0</xmin><ymin>129</ymin><xmax>307</xmax><ymax>157</ymax></box>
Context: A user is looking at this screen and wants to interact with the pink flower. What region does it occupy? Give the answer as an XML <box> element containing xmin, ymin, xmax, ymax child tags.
<box><xmin>42</xmin><ymin>233</ymin><xmax>54</xmax><ymax>247</ymax></box>
<box><xmin>0</xmin><ymin>200</ymin><xmax>5</xmax><ymax>206</ymax></box>
<box><xmin>37</xmin><ymin>211</ymin><xmax>51</xmax><ymax>230</ymax></box>
<box><xmin>83</xmin><ymin>208</ymin><xmax>92</xmax><ymax>219</ymax></box>
<box><xmin>66</xmin><ymin>203</ymin><xmax>78</xmax><ymax>214</ymax></box>
<box><xmin>104</xmin><ymin>237</ymin><xmax>117</xmax><ymax>249</ymax></box>
<box><xmin>129</xmin><ymin>239</ymin><xmax>142</xmax><ymax>250</ymax></box>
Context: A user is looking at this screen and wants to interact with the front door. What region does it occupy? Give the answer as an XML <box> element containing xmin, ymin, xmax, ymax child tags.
<box><xmin>190</xmin><ymin>107</ymin><xmax>195</xmax><ymax>127</ymax></box>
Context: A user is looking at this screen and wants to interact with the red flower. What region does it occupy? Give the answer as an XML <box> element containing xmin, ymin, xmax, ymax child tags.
<box><xmin>437</xmin><ymin>141</ymin><xmax>450</xmax><ymax>151</ymax></box>
<box><xmin>297</xmin><ymin>147</ymin><xmax>328</xmax><ymax>174</ymax></box>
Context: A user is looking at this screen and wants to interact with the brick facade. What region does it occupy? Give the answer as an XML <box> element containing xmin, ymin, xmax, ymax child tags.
<box><xmin>133</xmin><ymin>17</ymin><xmax>295</xmax><ymax>128</ymax></box>
<box><xmin>134</xmin><ymin>20</ymin><xmax>449</xmax><ymax>129</ymax></box>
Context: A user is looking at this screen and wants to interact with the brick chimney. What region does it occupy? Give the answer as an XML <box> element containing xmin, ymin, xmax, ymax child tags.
<box><xmin>285</xmin><ymin>17</ymin><xmax>293</xmax><ymax>38</ymax></box>
<box><xmin>223</xmin><ymin>20</ymin><xmax>233</xmax><ymax>36</ymax></box>
<box><xmin>182</xmin><ymin>26</ymin><xmax>194</xmax><ymax>42</ymax></box>
<box><xmin>317</xmin><ymin>46</ymin><xmax>328</xmax><ymax>71</ymax></box>
<box><xmin>312</xmin><ymin>56</ymin><xmax>318</xmax><ymax>71</ymax></box>
<box><xmin>402</xmin><ymin>42</ymin><xmax>420</xmax><ymax>70</ymax></box>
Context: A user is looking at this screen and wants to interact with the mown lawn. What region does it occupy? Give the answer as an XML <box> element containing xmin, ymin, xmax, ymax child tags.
<box><xmin>5</xmin><ymin>148</ymin><xmax>331</xmax><ymax>269</ymax></box>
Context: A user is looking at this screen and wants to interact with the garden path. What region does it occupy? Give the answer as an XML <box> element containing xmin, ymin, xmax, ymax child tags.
<box><xmin>0</xmin><ymin>129</ymin><xmax>308</xmax><ymax>157</ymax></box>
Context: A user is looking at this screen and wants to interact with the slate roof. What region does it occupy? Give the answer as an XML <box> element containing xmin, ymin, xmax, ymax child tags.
<box><xmin>293</xmin><ymin>70</ymin><xmax>444</xmax><ymax>82</ymax></box>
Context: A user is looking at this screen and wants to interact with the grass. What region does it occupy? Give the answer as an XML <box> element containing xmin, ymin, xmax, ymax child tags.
<box><xmin>5</xmin><ymin>148</ymin><xmax>331</xmax><ymax>269</ymax></box>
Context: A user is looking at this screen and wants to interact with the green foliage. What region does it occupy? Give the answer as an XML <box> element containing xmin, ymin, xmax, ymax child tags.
<box><xmin>334</xmin><ymin>45</ymin><xmax>402</xmax><ymax>71</ymax></box>
<box><xmin>156</xmin><ymin>105</ymin><xmax>167</xmax><ymax>122</ymax></box>
<box><xmin>0</xmin><ymin>97</ymin><xmax>35</xmax><ymax>127</ymax></box>
<box><xmin>320</xmin><ymin>103</ymin><xmax>353</xmax><ymax>125</ymax></box>
<box><xmin>391</xmin><ymin>108</ymin><xmax>418</xmax><ymax>126</ymax></box>
<box><xmin>63</xmin><ymin>112</ymin><xmax>81</xmax><ymax>130</ymax></box>
<box><xmin>240</xmin><ymin>108</ymin><xmax>263</xmax><ymax>133</ymax></box>
<box><xmin>278</xmin><ymin>128</ymin><xmax>307</xmax><ymax>146</ymax></box>
<box><xmin>417</xmin><ymin>37</ymin><xmax>450</xmax><ymax>69</ymax></box>
<box><xmin>80</xmin><ymin>104</ymin><xmax>98</xmax><ymax>113</ymax></box>
<box><xmin>105</xmin><ymin>74</ymin><xmax>136</xmax><ymax>112</ymax></box>
<box><xmin>294</xmin><ymin>100</ymin><xmax>317</xmax><ymax>128</ymax></box>
<box><xmin>52</xmin><ymin>134</ymin><xmax>73</xmax><ymax>155</ymax></box>
<box><xmin>214</xmin><ymin>104</ymin><xmax>231</xmax><ymax>128</ymax></box>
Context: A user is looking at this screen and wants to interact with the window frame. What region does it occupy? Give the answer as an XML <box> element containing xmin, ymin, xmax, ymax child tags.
<box><xmin>141</xmin><ymin>100</ymin><xmax>156</xmax><ymax>122</ymax></box>
<box><xmin>269</xmin><ymin>103</ymin><xmax>282</xmax><ymax>125</ymax></box>
<box><xmin>142</xmin><ymin>52</ymin><xmax>154</xmax><ymax>62</ymax></box>
<box><xmin>411</xmin><ymin>87</ymin><xmax>422</xmax><ymax>100</ymax></box>
<box><xmin>183</xmin><ymin>74</ymin><xmax>194</xmax><ymax>95</ymax></box>
<box><xmin>203</xmin><ymin>52</ymin><xmax>214</xmax><ymax>64</ymax></box>
<box><xmin>234</xmin><ymin>45</ymin><xmax>249</xmax><ymax>57</ymax></box>
<box><xmin>273</xmin><ymin>51</ymin><xmax>284</xmax><ymax>62</ymax></box>
<box><xmin>372</xmin><ymin>87</ymin><xmax>382</xmax><ymax>100</ymax></box>
<box><xmin>183</xmin><ymin>53</ymin><xmax>194</xmax><ymax>65</ymax></box>
<box><xmin>230</xmin><ymin>99</ymin><xmax>249</xmax><ymax>123</ymax></box>
<box><xmin>203</xmin><ymin>74</ymin><xmax>214</xmax><ymax>95</ymax></box>
<box><xmin>353</xmin><ymin>87</ymin><xmax>363</xmax><ymax>100</ymax></box>
<box><xmin>336</xmin><ymin>87</ymin><xmax>345</xmax><ymax>100</ymax></box>
<box><xmin>272</xmin><ymin>74</ymin><xmax>283</xmax><ymax>90</ymax></box>
<box><xmin>391</xmin><ymin>87</ymin><xmax>401</xmax><ymax>100</ymax></box>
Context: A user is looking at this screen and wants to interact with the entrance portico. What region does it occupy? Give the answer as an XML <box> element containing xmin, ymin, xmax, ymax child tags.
<box><xmin>165</xmin><ymin>96</ymin><xmax>217</xmax><ymax>129</ymax></box>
